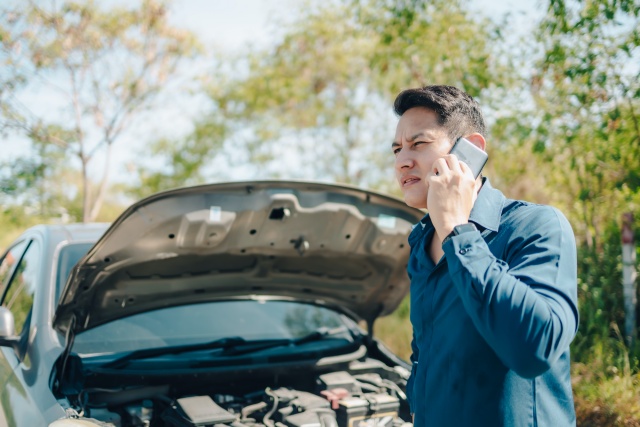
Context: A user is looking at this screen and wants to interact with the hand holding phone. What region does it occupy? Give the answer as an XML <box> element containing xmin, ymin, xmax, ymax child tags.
<box><xmin>427</xmin><ymin>137</ymin><xmax>486</xmax><ymax>238</ymax></box>
<box><xmin>448</xmin><ymin>137</ymin><xmax>488</xmax><ymax>179</ymax></box>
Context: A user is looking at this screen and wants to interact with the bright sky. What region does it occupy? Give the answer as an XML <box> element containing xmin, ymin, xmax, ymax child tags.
<box><xmin>170</xmin><ymin>0</ymin><xmax>297</xmax><ymax>51</ymax></box>
<box><xmin>170</xmin><ymin>0</ymin><xmax>540</xmax><ymax>52</ymax></box>
<box><xmin>166</xmin><ymin>0</ymin><xmax>541</xmax><ymax>180</ymax></box>
<box><xmin>2</xmin><ymin>0</ymin><xmax>542</xmax><ymax>188</ymax></box>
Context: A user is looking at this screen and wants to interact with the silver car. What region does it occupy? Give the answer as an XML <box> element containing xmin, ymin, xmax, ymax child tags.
<box><xmin>0</xmin><ymin>181</ymin><xmax>422</xmax><ymax>427</ymax></box>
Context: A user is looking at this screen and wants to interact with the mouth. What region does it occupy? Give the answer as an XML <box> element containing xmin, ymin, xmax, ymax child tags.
<box><xmin>401</xmin><ymin>176</ymin><xmax>420</xmax><ymax>187</ymax></box>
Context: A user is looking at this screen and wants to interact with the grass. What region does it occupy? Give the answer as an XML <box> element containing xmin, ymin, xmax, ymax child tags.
<box><xmin>572</xmin><ymin>361</ymin><xmax>640</xmax><ymax>426</ymax></box>
<box><xmin>376</xmin><ymin>309</ymin><xmax>412</xmax><ymax>361</ymax></box>
<box><xmin>571</xmin><ymin>333</ymin><xmax>640</xmax><ymax>426</ymax></box>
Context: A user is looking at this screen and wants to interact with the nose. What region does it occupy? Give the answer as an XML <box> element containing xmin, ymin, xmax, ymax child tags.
<box><xmin>395</xmin><ymin>146</ymin><xmax>414</xmax><ymax>171</ymax></box>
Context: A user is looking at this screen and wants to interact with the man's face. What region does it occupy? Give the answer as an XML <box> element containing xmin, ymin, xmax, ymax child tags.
<box><xmin>393</xmin><ymin>107</ymin><xmax>453</xmax><ymax>209</ymax></box>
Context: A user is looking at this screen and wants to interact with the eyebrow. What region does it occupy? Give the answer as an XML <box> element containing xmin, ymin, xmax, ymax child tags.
<box><xmin>391</xmin><ymin>132</ymin><xmax>426</xmax><ymax>148</ymax></box>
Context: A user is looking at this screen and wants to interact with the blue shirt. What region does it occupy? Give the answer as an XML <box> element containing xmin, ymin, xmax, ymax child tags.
<box><xmin>406</xmin><ymin>178</ymin><xmax>578</xmax><ymax>427</ymax></box>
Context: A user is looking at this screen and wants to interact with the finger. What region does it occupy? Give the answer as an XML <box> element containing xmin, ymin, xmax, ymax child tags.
<box><xmin>458</xmin><ymin>159</ymin><xmax>475</xmax><ymax>179</ymax></box>
<box><xmin>443</xmin><ymin>154</ymin><xmax>464</xmax><ymax>174</ymax></box>
<box><xmin>431</xmin><ymin>157</ymin><xmax>450</xmax><ymax>177</ymax></box>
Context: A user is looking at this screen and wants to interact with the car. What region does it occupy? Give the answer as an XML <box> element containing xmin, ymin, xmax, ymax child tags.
<box><xmin>0</xmin><ymin>181</ymin><xmax>423</xmax><ymax>427</ymax></box>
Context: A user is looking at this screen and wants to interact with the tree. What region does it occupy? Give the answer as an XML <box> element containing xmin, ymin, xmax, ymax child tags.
<box><xmin>524</xmin><ymin>1</ymin><xmax>640</xmax><ymax>419</ymax></box>
<box><xmin>125</xmin><ymin>116</ymin><xmax>227</xmax><ymax>199</ymax></box>
<box><xmin>203</xmin><ymin>2</ymin><xmax>388</xmax><ymax>187</ymax></box>
<box><xmin>530</xmin><ymin>0</ymin><xmax>640</xmax><ymax>249</ymax></box>
<box><xmin>178</xmin><ymin>0</ymin><xmax>509</xmax><ymax>191</ymax></box>
<box><xmin>351</xmin><ymin>0</ymin><xmax>503</xmax><ymax>98</ymax></box>
<box><xmin>0</xmin><ymin>0</ymin><xmax>200</xmax><ymax>222</ymax></box>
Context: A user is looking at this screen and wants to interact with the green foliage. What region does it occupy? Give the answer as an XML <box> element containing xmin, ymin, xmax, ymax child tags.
<box><xmin>530</xmin><ymin>0</ymin><xmax>640</xmax><ymax>246</ymax></box>
<box><xmin>352</xmin><ymin>0</ymin><xmax>501</xmax><ymax>97</ymax></box>
<box><xmin>0</xmin><ymin>136</ymin><xmax>68</xmax><ymax>216</ymax></box>
<box><xmin>205</xmin><ymin>1</ymin><xmax>385</xmax><ymax>185</ymax></box>
<box><xmin>126</xmin><ymin>117</ymin><xmax>227</xmax><ymax>198</ymax></box>
<box><xmin>0</xmin><ymin>211</ymin><xmax>33</xmax><ymax>251</ymax></box>
<box><xmin>376</xmin><ymin>308</ymin><xmax>412</xmax><ymax>361</ymax></box>
<box><xmin>192</xmin><ymin>0</ymin><xmax>507</xmax><ymax>188</ymax></box>
<box><xmin>572</xmin><ymin>226</ymin><xmax>629</xmax><ymax>358</ymax></box>
<box><xmin>564</xmin><ymin>217</ymin><xmax>640</xmax><ymax>424</ymax></box>
<box><xmin>528</xmin><ymin>2</ymin><xmax>640</xmax><ymax>383</ymax></box>
<box><xmin>0</xmin><ymin>0</ymin><xmax>201</xmax><ymax>222</ymax></box>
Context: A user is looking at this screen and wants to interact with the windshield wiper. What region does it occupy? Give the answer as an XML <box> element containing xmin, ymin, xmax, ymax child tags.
<box><xmin>219</xmin><ymin>326</ymin><xmax>352</xmax><ymax>357</ymax></box>
<box><xmin>100</xmin><ymin>327</ymin><xmax>353</xmax><ymax>369</ymax></box>
<box><xmin>101</xmin><ymin>336</ymin><xmax>248</xmax><ymax>369</ymax></box>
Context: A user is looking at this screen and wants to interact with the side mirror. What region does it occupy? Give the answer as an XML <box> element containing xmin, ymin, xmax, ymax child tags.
<box><xmin>0</xmin><ymin>307</ymin><xmax>20</xmax><ymax>352</ymax></box>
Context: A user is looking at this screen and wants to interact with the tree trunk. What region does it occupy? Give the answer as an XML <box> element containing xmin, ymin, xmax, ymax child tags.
<box><xmin>88</xmin><ymin>142</ymin><xmax>113</xmax><ymax>222</ymax></box>
<box><xmin>81</xmin><ymin>156</ymin><xmax>91</xmax><ymax>223</ymax></box>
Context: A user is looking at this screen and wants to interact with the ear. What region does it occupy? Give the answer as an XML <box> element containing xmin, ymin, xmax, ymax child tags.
<box><xmin>464</xmin><ymin>133</ymin><xmax>486</xmax><ymax>151</ymax></box>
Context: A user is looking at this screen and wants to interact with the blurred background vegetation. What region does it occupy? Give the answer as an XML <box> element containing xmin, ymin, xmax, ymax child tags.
<box><xmin>1</xmin><ymin>0</ymin><xmax>640</xmax><ymax>424</ymax></box>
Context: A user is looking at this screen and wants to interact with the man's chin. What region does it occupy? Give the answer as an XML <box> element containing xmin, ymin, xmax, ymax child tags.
<box><xmin>403</xmin><ymin>193</ymin><xmax>427</xmax><ymax>210</ymax></box>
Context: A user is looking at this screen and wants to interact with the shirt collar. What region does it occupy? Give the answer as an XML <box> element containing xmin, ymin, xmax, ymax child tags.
<box><xmin>411</xmin><ymin>177</ymin><xmax>505</xmax><ymax>239</ymax></box>
<box><xmin>468</xmin><ymin>177</ymin><xmax>505</xmax><ymax>233</ymax></box>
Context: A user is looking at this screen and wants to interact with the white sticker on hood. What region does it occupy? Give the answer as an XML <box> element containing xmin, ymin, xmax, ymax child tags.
<box><xmin>209</xmin><ymin>206</ymin><xmax>222</xmax><ymax>222</ymax></box>
<box><xmin>377</xmin><ymin>214</ymin><xmax>396</xmax><ymax>229</ymax></box>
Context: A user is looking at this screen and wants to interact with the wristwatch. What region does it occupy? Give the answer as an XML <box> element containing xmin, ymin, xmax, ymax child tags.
<box><xmin>441</xmin><ymin>223</ymin><xmax>477</xmax><ymax>247</ymax></box>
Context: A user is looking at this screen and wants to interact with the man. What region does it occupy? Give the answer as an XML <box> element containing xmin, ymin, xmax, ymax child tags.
<box><xmin>392</xmin><ymin>85</ymin><xmax>578</xmax><ymax>426</ymax></box>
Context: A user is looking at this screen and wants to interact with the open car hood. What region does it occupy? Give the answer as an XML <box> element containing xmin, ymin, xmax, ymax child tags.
<box><xmin>54</xmin><ymin>181</ymin><xmax>423</xmax><ymax>335</ymax></box>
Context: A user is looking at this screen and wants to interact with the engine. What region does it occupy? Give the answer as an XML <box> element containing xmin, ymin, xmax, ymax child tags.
<box><xmin>76</xmin><ymin>360</ymin><xmax>413</xmax><ymax>427</ymax></box>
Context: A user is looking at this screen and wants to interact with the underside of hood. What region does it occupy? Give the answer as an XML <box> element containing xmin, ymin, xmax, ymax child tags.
<box><xmin>54</xmin><ymin>181</ymin><xmax>423</xmax><ymax>335</ymax></box>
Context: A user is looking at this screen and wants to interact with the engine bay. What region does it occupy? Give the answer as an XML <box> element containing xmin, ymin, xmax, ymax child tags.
<box><xmin>73</xmin><ymin>358</ymin><xmax>413</xmax><ymax>427</ymax></box>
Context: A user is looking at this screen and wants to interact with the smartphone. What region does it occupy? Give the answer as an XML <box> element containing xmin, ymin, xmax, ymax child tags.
<box><xmin>449</xmin><ymin>137</ymin><xmax>488</xmax><ymax>179</ymax></box>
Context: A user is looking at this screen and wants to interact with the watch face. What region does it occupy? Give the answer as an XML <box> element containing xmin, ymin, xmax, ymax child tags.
<box><xmin>454</xmin><ymin>223</ymin><xmax>477</xmax><ymax>235</ymax></box>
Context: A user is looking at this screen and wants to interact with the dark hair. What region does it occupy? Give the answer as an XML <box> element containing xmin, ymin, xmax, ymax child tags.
<box><xmin>393</xmin><ymin>85</ymin><xmax>486</xmax><ymax>140</ymax></box>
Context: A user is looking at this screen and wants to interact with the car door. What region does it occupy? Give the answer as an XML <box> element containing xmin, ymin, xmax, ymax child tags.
<box><xmin>0</xmin><ymin>238</ymin><xmax>46</xmax><ymax>427</ymax></box>
<box><xmin>0</xmin><ymin>240</ymin><xmax>28</xmax><ymax>427</ymax></box>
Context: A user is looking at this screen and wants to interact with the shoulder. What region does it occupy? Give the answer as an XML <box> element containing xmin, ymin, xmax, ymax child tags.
<box><xmin>500</xmin><ymin>199</ymin><xmax>575</xmax><ymax>243</ymax></box>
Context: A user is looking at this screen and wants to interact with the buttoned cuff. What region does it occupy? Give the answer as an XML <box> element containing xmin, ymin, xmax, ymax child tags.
<box><xmin>442</xmin><ymin>230</ymin><xmax>486</xmax><ymax>274</ymax></box>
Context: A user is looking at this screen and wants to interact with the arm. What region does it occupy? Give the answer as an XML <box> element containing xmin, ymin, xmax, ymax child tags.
<box><xmin>443</xmin><ymin>205</ymin><xmax>578</xmax><ymax>378</ymax></box>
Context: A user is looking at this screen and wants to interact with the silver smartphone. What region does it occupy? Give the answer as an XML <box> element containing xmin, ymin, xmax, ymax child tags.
<box><xmin>449</xmin><ymin>137</ymin><xmax>488</xmax><ymax>179</ymax></box>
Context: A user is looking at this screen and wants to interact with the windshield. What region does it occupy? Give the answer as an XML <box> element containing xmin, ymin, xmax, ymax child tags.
<box><xmin>73</xmin><ymin>300</ymin><xmax>354</xmax><ymax>355</ymax></box>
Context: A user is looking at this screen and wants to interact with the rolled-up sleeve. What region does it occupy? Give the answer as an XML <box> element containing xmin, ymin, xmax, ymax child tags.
<box><xmin>442</xmin><ymin>205</ymin><xmax>578</xmax><ymax>378</ymax></box>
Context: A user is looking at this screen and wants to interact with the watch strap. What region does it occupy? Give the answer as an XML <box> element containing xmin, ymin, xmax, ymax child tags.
<box><xmin>441</xmin><ymin>230</ymin><xmax>456</xmax><ymax>247</ymax></box>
